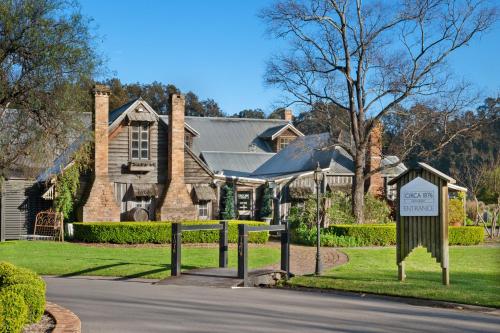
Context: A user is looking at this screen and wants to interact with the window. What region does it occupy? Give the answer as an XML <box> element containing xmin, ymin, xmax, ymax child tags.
<box><xmin>131</xmin><ymin>123</ymin><xmax>149</xmax><ymax>160</ymax></box>
<box><xmin>198</xmin><ymin>201</ymin><xmax>209</xmax><ymax>219</ymax></box>
<box><xmin>184</xmin><ymin>133</ymin><xmax>192</xmax><ymax>148</ymax></box>
<box><xmin>278</xmin><ymin>137</ymin><xmax>293</xmax><ymax>151</ymax></box>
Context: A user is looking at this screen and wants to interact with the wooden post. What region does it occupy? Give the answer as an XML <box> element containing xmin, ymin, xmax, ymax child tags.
<box><xmin>398</xmin><ymin>262</ymin><xmax>405</xmax><ymax>281</ymax></box>
<box><xmin>219</xmin><ymin>221</ymin><xmax>228</xmax><ymax>268</ymax></box>
<box><xmin>171</xmin><ymin>223</ymin><xmax>182</xmax><ymax>277</ymax></box>
<box><xmin>280</xmin><ymin>221</ymin><xmax>290</xmax><ymax>277</ymax></box>
<box><xmin>237</xmin><ymin>224</ymin><xmax>248</xmax><ymax>286</ymax></box>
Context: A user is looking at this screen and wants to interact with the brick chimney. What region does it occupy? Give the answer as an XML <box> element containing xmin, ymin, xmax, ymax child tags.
<box><xmin>366</xmin><ymin>121</ymin><xmax>384</xmax><ymax>197</ymax></box>
<box><xmin>158</xmin><ymin>94</ymin><xmax>196</xmax><ymax>220</ymax></box>
<box><xmin>81</xmin><ymin>85</ymin><xmax>120</xmax><ymax>222</ymax></box>
<box><xmin>284</xmin><ymin>109</ymin><xmax>293</xmax><ymax>122</ymax></box>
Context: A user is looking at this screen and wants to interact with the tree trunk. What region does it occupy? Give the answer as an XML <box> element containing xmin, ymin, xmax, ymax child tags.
<box><xmin>352</xmin><ymin>153</ymin><xmax>365</xmax><ymax>224</ymax></box>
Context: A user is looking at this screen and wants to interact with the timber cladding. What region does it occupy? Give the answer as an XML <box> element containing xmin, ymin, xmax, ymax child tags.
<box><xmin>394</xmin><ymin>167</ymin><xmax>450</xmax><ymax>285</ymax></box>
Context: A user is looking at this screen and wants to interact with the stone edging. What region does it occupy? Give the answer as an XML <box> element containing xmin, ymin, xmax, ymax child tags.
<box><xmin>45</xmin><ymin>301</ymin><xmax>81</xmax><ymax>333</ymax></box>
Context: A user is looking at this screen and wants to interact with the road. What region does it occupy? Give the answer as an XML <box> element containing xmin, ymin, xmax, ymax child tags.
<box><xmin>45</xmin><ymin>277</ymin><xmax>500</xmax><ymax>333</ymax></box>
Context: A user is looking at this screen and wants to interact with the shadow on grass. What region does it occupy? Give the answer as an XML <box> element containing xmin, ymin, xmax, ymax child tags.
<box><xmin>58</xmin><ymin>262</ymin><xmax>200</xmax><ymax>279</ymax></box>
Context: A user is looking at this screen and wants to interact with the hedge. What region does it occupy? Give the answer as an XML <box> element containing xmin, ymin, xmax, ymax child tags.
<box><xmin>0</xmin><ymin>262</ymin><xmax>46</xmax><ymax>332</ymax></box>
<box><xmin>449</xmin><ymin>226</ymin><xmax>484</xmax><ymax>245</ymax></box>
<box><xmin>292</xmin><ymin>224</ymin><xmax>484</xmax><ymax>247</ymax></box>
<box><xmin>73</xmin><ymin>220</ymin><xmax>269</xmax><ymax>244</ymax></box>
<box><xmin>329</xmin><ymin>224</ymin><xmax>397</xmax><ymax>246</ymax></box>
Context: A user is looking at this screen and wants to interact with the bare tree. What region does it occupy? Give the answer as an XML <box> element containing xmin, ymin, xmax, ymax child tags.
<box><xmin>261</xmin><ymin>0</ymin><xmax>497</xmax><ymax>223</ymax></box>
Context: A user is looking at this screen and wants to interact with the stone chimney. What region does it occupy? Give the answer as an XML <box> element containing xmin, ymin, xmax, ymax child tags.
<box><xmin>81</xmin><ymin>85</ymin><xmax>120</xmax><ymax>222</ymax></box>
<box><xmin>284</xmin><ymin>109</ymin><xmax>293</xmax><ymax>122</ymax></box>
<box><xmin>366</xmin><ymin>121</ymin><xmax>384</xmax><ymax>197</ymax></box>
<box><xmin>158</xmin><ymin>94</ymin><xmax>196</xmax><ymax>220</ymax></box>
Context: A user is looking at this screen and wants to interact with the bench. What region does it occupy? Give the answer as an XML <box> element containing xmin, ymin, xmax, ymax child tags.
<box><xmin>21</xmin><ymin>210</ymin><xmax>64</xmax><ymax>241</ymax></box>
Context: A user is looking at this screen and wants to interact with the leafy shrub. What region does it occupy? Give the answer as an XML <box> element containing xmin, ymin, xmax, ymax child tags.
<box><xmin>449</xmin><ymin>226</ymin><xmax>484</xmax><ymax>245</ymax></box>
<box><xmin>221</xmin><ymin>185</ymin><xmax>236</xmax><ymax>219</ymax></box>
<box><xmin>2</xmin><ymin>284</ymin><xmax>45</xmax><ymax>324</ymax></box>
<box><xmin>0</xmin><ymin>262</ymin><xmax>46</xmax><ymax>331</ymax></box>
<box><xmin>73</xmin><ymin>220</ymin><xmax>269</xmax><ymax>244</ymax></box>
<box><xmin>291</xmin><ymin>226</ymin><xmax>361</xmax><ymax>247</ymax></box>
<box><xmin>260</xmin><ymin>187</ymin><xmax>273</xmax><ymax>219</ymax></box>
<box><xmin>0</xmin><ymin>290</ymin><xmax>28</xmax><ymax>333</ymax></box>
<box><xmin>363</xmin><ymin>193</ymin><xmax>393</xmax><ymax>224</ymax></box>
<box><xmin>449</xmin><ymin>198</ymin><xmax>466</xmax><ymax>225</ymax></box>
<box><xmin>326</xmin><ymin>191</ymin><xmax>355</xmax><ymax>224</ymax></box>
<box><xmin>329</xmin><ymin>224</ymin><xmax>397</xmax><ymax>246</ymax></box>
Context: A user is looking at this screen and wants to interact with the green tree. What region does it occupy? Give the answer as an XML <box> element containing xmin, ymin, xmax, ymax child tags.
<box><xmin>221</xmin><ymin>184</ymin><xmax>235</xmax><ymax>220</ymax></box>
<box><xmin>0</xmin><ymin>0</ymin><xmax>100</xmax><ymax>175</ymax></box>
<box><xmin>234</xmin><ymin>109</ymin><xmax>265</xmax><ymax>119</ymax></box>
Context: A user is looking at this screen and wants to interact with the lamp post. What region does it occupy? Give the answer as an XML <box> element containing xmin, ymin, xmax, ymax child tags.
<box><xmin>313</xmin><ymin>162</ymin><xmax>323</xmax><ymax>275</ymax></box>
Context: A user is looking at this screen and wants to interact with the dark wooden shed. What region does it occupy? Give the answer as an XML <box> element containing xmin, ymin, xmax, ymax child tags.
<box><xmin>0</xmin><ymin>178</ymin><xmax>48</xmax><ymax>241</ymax></box>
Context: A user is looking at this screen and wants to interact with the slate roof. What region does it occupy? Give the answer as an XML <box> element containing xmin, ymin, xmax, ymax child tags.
<box><xmin>201</xmin><ymin>151</ymin><xmax>275</xmax><ymax>177</ymax></box>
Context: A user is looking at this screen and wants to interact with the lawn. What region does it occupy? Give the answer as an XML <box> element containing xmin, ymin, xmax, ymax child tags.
<box><xmin>0</xmin><ymin>241</ymin><xmax>280</xmax><ymax>279</ymax></box>
<box><xmin>288</xmin><ymin>246</ymin><xmax>500</xmax><ymax>308</ymax></box>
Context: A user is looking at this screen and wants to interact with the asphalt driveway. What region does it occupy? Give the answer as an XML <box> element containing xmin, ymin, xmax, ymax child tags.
<box><xmin>45</xmin><ymin>276</ymin><xmax>500</xmax><ymax>333</ymax></box>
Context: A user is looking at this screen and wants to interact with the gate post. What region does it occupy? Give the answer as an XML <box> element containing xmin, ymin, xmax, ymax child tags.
<box><xmin>219</xmin><ymin>221</ymin><xmax>228</xmax><ymax>268</ymax></box>
<box><xmin>171</xmin><ymin>222</ymin><xmax>182</xmax><ymax>277</ymax></box>
<box><xmin>237</xmin><ymin>224</ymin><xmax>248</xmax><ymax>286</ymax></box>
<box><xmin>281</xmin><ymin>220</ymin><xmax>290</xmax><ymax>278</ymax></box>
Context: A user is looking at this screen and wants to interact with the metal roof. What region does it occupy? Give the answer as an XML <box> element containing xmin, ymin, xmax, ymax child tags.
<box><xmin>183</xmin><ymin>117</ymin><xmax>291</xmax><ymax>155</ymax></box>
<box><xmin>381</xmin><ymin>155</ymin><xmax>407</xmax><ymax>176</ymax></box>
<box><xmin>252</xmin><ymin>133</ymin><xmax>348</xmax><ymax>177</ymax></box>
<box><xmin>201</xmin><ymin>151</ymin><xmax>275</xmax><ymax>177</ymax></box>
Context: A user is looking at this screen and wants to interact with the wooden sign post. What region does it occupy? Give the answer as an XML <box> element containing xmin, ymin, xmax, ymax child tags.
<box><xmin>389</xmin><ymin>162</ymin><xmax>457</xmax><ymax>286</ymax></box>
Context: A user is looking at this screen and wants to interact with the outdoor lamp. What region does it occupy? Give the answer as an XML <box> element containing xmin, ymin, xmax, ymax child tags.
<box><xmin>314</xmin><ymin>162</ymin><xmax>323</xmax><ymax>275</ymax></box>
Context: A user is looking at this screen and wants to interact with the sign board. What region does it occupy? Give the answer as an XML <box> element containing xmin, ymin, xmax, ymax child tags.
<box><xmin>237</xmin><ymin>191</ymin><xmax>252</xmax><ymax>211</ymax></box>
<box><xmin>400</xmin><ymin>177</ymin><xmax>439</xmax><ymax>217</ymax></box>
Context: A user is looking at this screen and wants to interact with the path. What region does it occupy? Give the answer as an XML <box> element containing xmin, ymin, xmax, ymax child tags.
<box><xmin>45</xmin><ymin>277</ymin><xmax>500</xmax><ymax>333</ymax></box>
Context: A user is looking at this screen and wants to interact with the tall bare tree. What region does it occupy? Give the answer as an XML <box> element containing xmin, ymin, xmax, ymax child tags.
<box><xmin>261</xmin><ymin>0</ymin><xmax>497</xmax><ymax>223</ymax></box>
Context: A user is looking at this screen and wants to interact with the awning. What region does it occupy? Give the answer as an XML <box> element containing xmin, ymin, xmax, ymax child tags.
<box><xmin>289</xmin><ymin>186</ymin><xmax>312</xmax><ymax>199</ymax></box>
<box><xmin>193</xmin><ymin>185</ymin><xmax>216</xmax><ymax>201</ymax></box>
<box><xmin>127</xmin><ymin>111</ymin><xmax>156</xmax><ymax>122</ymax></box>
<box><xmin>131</xmin><ymin>183</ymin><xmax>158</xmax><ymax>197</ymax></box>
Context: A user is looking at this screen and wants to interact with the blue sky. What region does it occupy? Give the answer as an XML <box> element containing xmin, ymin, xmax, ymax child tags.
<box><xmin>80</xmin><ymin>0</ymin><xmax>499</xmax><ymax>115</ymax></box>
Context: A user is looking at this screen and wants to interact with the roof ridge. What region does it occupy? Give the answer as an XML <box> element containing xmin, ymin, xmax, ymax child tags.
<box><xmin>185</xmin><ymin>116</ymin><xmax>289</xmax><ymax>122</ymax></box>
<box><xmin>202</xmin><ymin>151</ymin><xmax>276</xmax><ymax>155</ymax></box>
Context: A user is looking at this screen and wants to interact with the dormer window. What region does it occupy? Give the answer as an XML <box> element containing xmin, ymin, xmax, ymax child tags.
<box><xmin>131</xmin><ymin>123</ymin><xmax>149</xmax><ymax>160</ymax></box>
<box><xmin>278</xmin><ymin>137</ymin><xmax>294</xmax><ymax>151</ymax></box>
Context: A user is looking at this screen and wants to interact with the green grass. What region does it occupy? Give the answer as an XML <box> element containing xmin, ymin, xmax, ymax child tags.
<box><xmin>289</xmin><ymin>246</ymin><xmax>500</xmax><ymax>308</ymax></box>
<box><xmin>0</xmin><ymin>241</ymin><xmax>280</xmax><ymax>279</ymax></box>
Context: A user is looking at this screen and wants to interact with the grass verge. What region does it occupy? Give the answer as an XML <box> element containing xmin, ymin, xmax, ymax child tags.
<box><xmin>0</xmin><ymin>241</ymin><xmax>280</xmax><ymax>280</ymax></box>
<box><xmin>288</xmin><ymin>246</ymin><xmax>500</xmax><ymax>308</ymax></box>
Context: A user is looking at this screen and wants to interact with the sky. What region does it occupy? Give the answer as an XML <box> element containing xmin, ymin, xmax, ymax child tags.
<box><xmin>80</xmin><ymin>0</ymin><xmax>500</xmax><ymax>115</ymax></box>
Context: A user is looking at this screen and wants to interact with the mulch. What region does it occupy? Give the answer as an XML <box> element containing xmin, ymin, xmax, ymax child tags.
<box><xmin>22</xmin><ymin>314</ymin><xmax>55</xmax><ymax>333</ymax></box>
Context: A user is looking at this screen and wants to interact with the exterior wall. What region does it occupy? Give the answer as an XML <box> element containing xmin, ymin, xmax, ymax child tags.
<box><xmin>108</xmin><ymin>120</ymin><xmax>168</xmax><ymax>184</ymax></box>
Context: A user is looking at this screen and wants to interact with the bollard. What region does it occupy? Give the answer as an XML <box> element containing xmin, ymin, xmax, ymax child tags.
<box><xmin>219</xmin><ymin>221</ymin><xmax>228</xmax><ymax>268</ymax></box>
<box><xmin>237</xmin><ymin>224</ymin><xmax>248</xmax><ymax>286</ymax></box>
<box><xmin>171</xmin><ymin>223</ymin><xmax>182</xmax><ymax>277</ymax></box>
